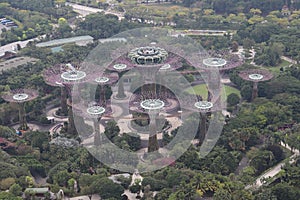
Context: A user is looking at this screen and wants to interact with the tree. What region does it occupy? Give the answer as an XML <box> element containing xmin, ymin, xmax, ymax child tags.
<box><xmin>25</xmin><ymin>131</ymin><xmax>49</xmax><ymax>152</ymax></box>
<box><xmin>241</xmin><ymin>84</ymin><xmax>252</xmax><ymax>101</ymax></box>
<box><xmin>214</xmin><ymin>189</ymin><xmax>232</xmax><ymax>200</ymax></box>
<box><xmin>9</xmin><ymin>184</ymin><xmax>22</xmax><ymax>196</ymax></box>
<box><xmin>104</xmin><ymin>121</ymin><xmax>120</xmax><ymax>140</ymax></box>
<box><xmin>271</xmin><ymin>183</ymin><xmax>300</xmax><ymax>200</ymax></box>
<box><xmin>231</xmin><ymin>41</ymin><xmax>239</xmax><ymax>52</ymax></box>
<box><xmin>0</xmin><ymin>192</ymin><xmax>22</xmax><ymax>200</ymax></box>
<box><xmin>55</xmin><ymin>17</ymin><xmax>72</xmax><ymax>38</ymax></box>
<box><xmin>242</xmin><ymin>38</ymin><xmax>255</xmax><ymax>50</ymax></box>
<box><xmin>155</xmin><ymin>188</ymin><xmax>172</xmax><ymax>200</ymax></box>
<box><xmin>91</xmin><ymin>177</ymin><xmax>124</xmax><ymax>199</ymax></box>
<box><xmin>53</xmin><ymin>170</ymin><xmax>71</xmax><ymax>187</ymax></box>
<box><xmin>250</xmin><ymin>150</ymin><xmax>275</xmax><ymax>174</ymax></box>
<box><xmin>0</xmin><ymin>177</ymin><xmax>15</xmax><ymax>190</ymax></box>
<box><xmin>250</xmin><ymin>8</ymin><xmax>262</xmax><ymax>16</ymax></box>
<box><xmin>227</xmin><ymin>93</ymin><xmax>240</xmax><ymax>107</ymax></box>
<box><xmin>142</xmin><ymin>177</ymin><xmax>168</xmax><ymax>191</ymax></box>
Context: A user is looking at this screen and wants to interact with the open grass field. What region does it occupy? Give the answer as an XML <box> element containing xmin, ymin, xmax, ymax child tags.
<box><xmin>262</xmin><ymin>60</ymin><xmax>291</xmax><ymax>74</ymax></box>
<box><xmin>185</xmin><ymin>84</ymin><xmax>241</xmax><ymax>100</ymax></box>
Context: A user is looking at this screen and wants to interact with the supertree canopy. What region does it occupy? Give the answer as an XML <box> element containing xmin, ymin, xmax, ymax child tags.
<box><xmin>238</xmin><ymin>69</ymin><xmax>274</xmax><ymax>82</ymax></box>
<box><xmin>2</xmin><ymin>88</ymin><xmax>38</xmax><ymax>130</ymax></box>
<box><xmin>128</xmin><ymin>46</ymin><xmax>168</xmax><ymax>65</ymax></box>
<box><xmin>203</xmin><ymin>50</ymin><xmax>244</xmax><ymax>71</ymax></box>
<box><xmin>239</xmin><ymin>69</ymin><xmax>273</xmax><ymax>101</ymax></box>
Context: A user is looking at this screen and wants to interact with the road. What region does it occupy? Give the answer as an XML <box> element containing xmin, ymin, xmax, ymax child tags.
<box><xmin>246</xmin><ymin>142</ymin><xmax>300</xmax><ymax>189</ymax></box>
<box><xmin>66</xmin><ymin>2</ymin><xmax>124</xmax><ymax>20</ymax></box>
<box><xmin>0</xmin><ymin>35</ymin><xmax>45</xmax><ymax>56</ymax></box>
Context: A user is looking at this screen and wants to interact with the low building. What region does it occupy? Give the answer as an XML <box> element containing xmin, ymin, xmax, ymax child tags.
<box><xmin>24</xmin><ymin>188</ymin><xmax>50</xmax><ymax>199</ymax></box>
<box><xmin>36</xmin><ymin>35</ymin><xmax>94</xmax><ymax>48</ymax></box>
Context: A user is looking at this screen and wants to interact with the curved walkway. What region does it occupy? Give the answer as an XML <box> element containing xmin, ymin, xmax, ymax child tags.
<box><xmin>246</xmin><ymin>142</ymin><xmax>299</xmax><ymax>189</ymax></box>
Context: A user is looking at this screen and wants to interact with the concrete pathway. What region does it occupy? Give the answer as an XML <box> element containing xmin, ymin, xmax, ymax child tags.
<box><xmin>246</xmin><ymin>142</ymin><xmax>299</xmax><ymax>189</ymax></box>
<box><xmin>0</xmin><ymin>35</ymin><xmax>45</xmax><ymax>55</ymax></box>
<box><xmin>66</xmin><ymin>2</ymin><xmax>124</xmax><ymax>20</ymax></box>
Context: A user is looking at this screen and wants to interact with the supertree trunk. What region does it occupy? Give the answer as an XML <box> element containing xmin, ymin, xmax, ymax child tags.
<box><xmin>207</xmin><ymin>90</ymin><xmax>213</xmax><ymax>102</ymax></box>
<box><xmin>148</xmin><ymin>112</ymin><xmax>159</xmax><ymax>152</ymax></box>
<box><xmin>117</xmin><ymin>76</ymin><xmax>126</xmax><ymax>99</ymax></box>
<box><xmin>199</xmin><ymin>112</ymin><xmax>207</xmax><ymax>145</ymax></box>
<box><xmin>94</xmin><ymin>118</ymin><xmax>102</xmax><ymax>146</ymax></box>
<box><xmin>100</xmin><ymin>85</ymin><xmax>106</xmax><ymax>104</ymax></box>
<box><xmin>19</xmin><ymin>102</ymin><xmax>28</xmax><ymax>130</ymax></box>
<box><xmin>67</xmin><ymin>107</ymin><xmax>77</xmax><ymax>135</ymax></box>
<box><xmin>252</xmin><ymin>82</ymin><xmax>258</xmax><ymax>101</ymax></box>
<box><xmin>60</xmin><ymin>87</ymin><xmax>68</xmax><ymax>115</ymax></box>
<box><xmin>148</xmin><ymin>134</ymin><xmax>159</xmax><ymax>152</ymax></box>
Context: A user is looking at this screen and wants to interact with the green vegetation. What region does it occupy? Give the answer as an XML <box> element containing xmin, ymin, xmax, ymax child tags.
<box><xmin>185</xmin><ymin>84</ymin><xmax>241</xmax><ymax>100</ymax></box>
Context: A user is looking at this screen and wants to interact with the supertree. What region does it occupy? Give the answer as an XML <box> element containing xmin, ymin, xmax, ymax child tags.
<box><xmin>181</xmin><ymin>91</ymin><xmax>223</xmax><ymax>144</ymax></box>
<box><xmin>72</xmin><ymin>101</ymin><xmax>106</xmax><ymax>146</ymax></box>
<box><xmin>107</xmin><ymin>62</ymin><xmax>134</xmax><ymax>99</ymax></box>
<box><xmin>91</xmin><ymin>72</ymin><xmax>119</xmax><ymax>104</ymax></box>
<box><xmin>43</xmin><ymin>63</ymin><xmax>88</xmax><ymax>134</ymax></box>
<box><xmin>2</xmin><ymin>88</ymin><xmax>38</xmax><ymax>130</ymax></box>
<box><xmin>140</xmin><ymin>99</ymin><xmax>165</xmax><ymax>152</ymax></box>
<box><xmin>205</xmin><ymin>50</ymin><xmax>244</xmax><ymax>71</ymax></box>
<box><xmin>43</xmin><ymin>64</ymin><xmax>68</xmax><ymax>116</ymax></box>
<box><xmin>238</xmin><ymin>69</ymin><xmax>274</xmax><ymax>101</ymax></box>
<box><xmin>201</xmin><ymin>50</ymin><xmax>243</xmax><ymax>103</ymax></box>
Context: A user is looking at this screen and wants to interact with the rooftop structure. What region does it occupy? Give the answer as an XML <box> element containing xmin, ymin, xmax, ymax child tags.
<box><xmin>36</xmin><ymin>35</ymin><xmax>94</xmax><ymax>47</ymax></box>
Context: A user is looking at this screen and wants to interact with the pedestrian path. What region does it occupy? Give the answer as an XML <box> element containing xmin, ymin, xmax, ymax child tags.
<box><xmin>246</xmin><ymin>142</ymin><xmax>299</xmax><ymax>189</ymax></box>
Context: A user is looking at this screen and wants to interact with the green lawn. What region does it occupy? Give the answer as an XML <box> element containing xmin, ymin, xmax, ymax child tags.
<box><xmin>262</xmin><ymin>60</ymin><xmax>291</xmax><ymax>74</ymax></box>
<box><xmin>185</xmin><ymin>84</ymin><xmax>241</xmax><ymax>100</ymax></box>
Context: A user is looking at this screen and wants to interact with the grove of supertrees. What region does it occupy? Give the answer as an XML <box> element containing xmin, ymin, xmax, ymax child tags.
<box><xmin>238</xmin><ymin>69</ymin><xmax>274</xmax><ymax>101</ymax></box>
<box><xmin>68</xmin><ymin>27</ymin><xmax>234</xmax><ymax>172</ymax></box>
<box><xmin>116</xmin><ymin>45</ymin><xmax>185</xmax><ymax>152</ymax></box>
<box><xmin>2</xmin><ymin>88</ymin><xmax>38</xmax><ymax>131</ymax></box>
